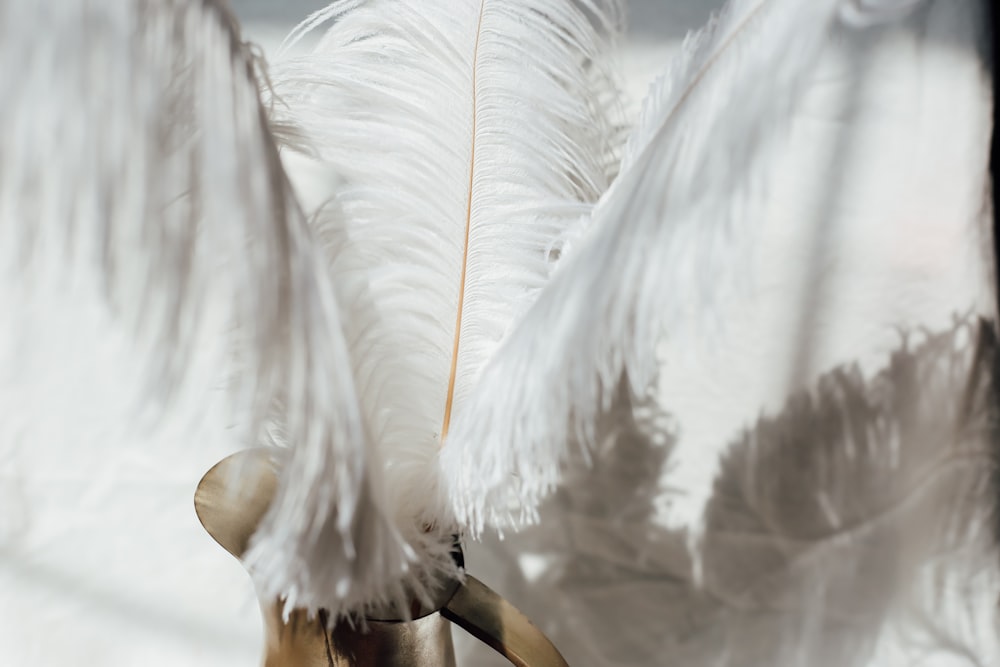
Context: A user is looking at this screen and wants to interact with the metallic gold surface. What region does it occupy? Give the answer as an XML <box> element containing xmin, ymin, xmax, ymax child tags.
<box><xmin>194</xmin><ymin>448</ymin><xmax>278</xmax><ymax>559</ymax></box>
<box><xmin>443</xmin><ymin>576</ymin><xmax>569</xmax><ymax>667</ymax></box>
<box><xmin>194</xmin><ymin>449</ymin><xmax>569</xmax><ymax>666</ymax></box>
<box><xmin>260</xmin><ymin>604</ymin><xmax>456</xmax><ymax>667</ymax></box>
<box><xmin>195</xmin><ymin>449</ymin><xmax>456</xmax><ymax>667</ymax></box>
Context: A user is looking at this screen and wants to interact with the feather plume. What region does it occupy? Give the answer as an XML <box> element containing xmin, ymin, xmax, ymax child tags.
<box><xmin>0</xmin><ymin>0</ymin><xmax>406</xmax><ymax>624</ymax></box>
<box><xmin>440</xmin><ymin>0</ymin><xmax>930</xmax><ymax>532</ymax></box>
<box><xmin>255</xmin><ymin>0</ymin><xmax>625</xmax><ymax>613</ymax></box>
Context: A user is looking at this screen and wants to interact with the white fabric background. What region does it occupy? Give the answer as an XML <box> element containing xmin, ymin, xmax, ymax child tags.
<box><xmin>0</xmin><ymin>1</ymin><xmax>993</xmax><ymax>666</ymax></box>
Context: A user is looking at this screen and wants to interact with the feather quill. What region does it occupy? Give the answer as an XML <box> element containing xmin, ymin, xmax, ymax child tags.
<box><xmin>440</xmin><ymin>0</ymin><xmax>930</xmax><ymax>532</ymax></box>
<box><xmin>257</xmin><ymin>0</ymin><xmax>625</xmax><ymax>613</ymax></box>
<box><xmin>0</xmin><ymin>0</ymin><xmax>404</xmax><ymax>624</ymax></box>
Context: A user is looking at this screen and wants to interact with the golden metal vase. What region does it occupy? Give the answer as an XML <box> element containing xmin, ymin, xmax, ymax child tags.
<box><xmin>194</xmin><ymin>449</ymin><xmax>569</xmax><ymax>667</ymax></box>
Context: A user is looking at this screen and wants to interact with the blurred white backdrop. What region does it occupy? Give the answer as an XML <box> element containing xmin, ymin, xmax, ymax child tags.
<box><xmin>229</xmin><ymin>0</ymin><xmax>726</xmax><ymax>115</ymax></box>
<box><xmin>3</xmin><ymin>2</ymin><xmax>992</xmax><ymax>666</ymax></box>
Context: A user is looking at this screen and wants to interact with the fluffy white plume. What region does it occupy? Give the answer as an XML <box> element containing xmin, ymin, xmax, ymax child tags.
<box><xmin>262</xmin><ymin>0</ymin><xmax>624</xmax><ymax>610</ymax></box>
<box><xmin>441</xmin><ymin>0</ymin><xmax>930</xmax><ymax>532</ymax></box>
<box><xmin>0</xmin><ymin>0</ymin><xmax>405</xmax><ymax>625</ymax></box>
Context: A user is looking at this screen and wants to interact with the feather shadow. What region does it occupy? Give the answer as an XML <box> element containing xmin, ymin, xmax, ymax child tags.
<box><xmin>470</xmin><ymin>320</ymin><xmax>1000</xmax><ymax>667</ymax></box>
<box><xmin>694</xmin><ymin>320</ymin><xmax>1000</xmax><ymax>666</ymax></box>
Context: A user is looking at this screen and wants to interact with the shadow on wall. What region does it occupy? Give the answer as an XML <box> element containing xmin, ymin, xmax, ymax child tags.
<box><xmin>463</xmin><ymin>382</ymin><xmax>685</xmax><ymax>667</ymax></box>
<box><xmin>227</xmin><ymin>0</ymin><xmax>728</xmax><ymax>40</ymax></box>
<box><xmin>227</xmin><ymin>0</ymin><xmax>327</xmax><ymax>22</ymax></box>
<box><xmin>625</xmin><ymin>0</ymin><xmax>723</xmax><ymax>41</ymax></box>
<box><xmin>469</xmin><ymin>318</ymin><xmax>1000</xmax><ymax>667</ymax></box>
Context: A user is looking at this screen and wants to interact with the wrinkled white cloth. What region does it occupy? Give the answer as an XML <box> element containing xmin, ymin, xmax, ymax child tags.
<box><xmin>1</xmin><ymin>1</ymin><xmax>994</xmax><ymax>666</ymax></box>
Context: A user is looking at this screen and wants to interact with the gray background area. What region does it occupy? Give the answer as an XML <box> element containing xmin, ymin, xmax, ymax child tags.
<box><xmin>227</xmin><ymin>0</ymin><xmax>728</xmax><ymax>106</ymax></box>
<box><xmin>228</xmin><ymin>0</ymin><xmax>721</xmax><ymax>40</ymax></box>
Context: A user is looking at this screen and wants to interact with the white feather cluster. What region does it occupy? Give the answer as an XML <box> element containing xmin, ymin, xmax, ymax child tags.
<box><xmin>251</xmin><ymin>0</ymin><xmax>625</xmax><ymax>617</ymax></box>
<box><xmin>441</xmin><ymin>0</ymin><xmax>933</xmax><ymax>532</ymax></box>
<box><xmin>247</xmin><ymin>0</ymin><xmax>951</xmax><ymax>619</ymax></box>
<box><xmin>4</xmin><ymin>0</ymin><xmax>992</xmax><ymax>643</ymax></box>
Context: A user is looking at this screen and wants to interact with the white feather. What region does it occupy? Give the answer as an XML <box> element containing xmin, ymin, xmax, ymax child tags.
<box><xmin>441</xmin><ymin>0</ymin><xmax>931</xmax><ymax>532</ymax></box>
<box><xmin>0</xmin><ymin>0</ymin><xmax>403</xmax><ymax>628</ymax></box>
<box><xmin>262</xmin><ymin>0</ymin><xmax>625</xmax><ymax>611</ymax></box>
<box><xmin>457</xmin><ymin>3</ymin><xmax>997</xmax><ymax>664</ymax></box>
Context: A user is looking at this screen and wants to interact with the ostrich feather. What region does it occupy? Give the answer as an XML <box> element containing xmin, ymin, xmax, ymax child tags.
<box><xmin>450</xmin><ymin>3</ymin><xmax>997</xmax><ymax>664</ymax></box>
<box><xmin>440</xmin><ymin>0</ymin><xmax>935</xmax><ymax>532</ymax></box>
<box><xmin>0</xmin><ymin>0</ymin><xmax>407</xmax><ymax>630</ymax></box>
<box><xmin>253</xmin><ymin>0</ymin><xmax>625</xmax><ymax>614</ymax></box>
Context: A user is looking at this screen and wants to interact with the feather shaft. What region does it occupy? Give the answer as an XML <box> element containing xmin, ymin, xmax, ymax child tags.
<box><xmin>442</xmin><ymin>0</ymin><xmax>487</xmax><ymax>444</ymax></box>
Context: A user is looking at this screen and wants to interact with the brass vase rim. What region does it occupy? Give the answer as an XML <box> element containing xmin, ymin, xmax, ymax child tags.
<box><xmin>194</xmin><ymin>447</ymin><xmax>572</xmax><ymax>667</ymax></box>
<box><xmin>192</xmin><ymin>448</ymin><xmax>463</xmax><ymax>622</ymax></box>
